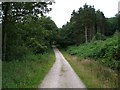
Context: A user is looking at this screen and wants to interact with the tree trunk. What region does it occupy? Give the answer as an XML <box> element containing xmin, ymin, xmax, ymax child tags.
<box><xmin>3</xmin><ymin>30</ymin><xmax>6</xmax><ymax>61</ymax></box>
<box><xmin>2</xmin><ymin>3</ymin><xmax>10</xmax><ymax>61</ymax></box>
<box><xmin>89</xmin><ymin>28</ymin><xmax>92</xmax><ymax>41</ymax></box>
<box><xmin>0</xmin><ymin>24</ymin><xmax>2</xmax><ymax>59</ymax></box>
<box><xmin>85</xmin><ymin>26</ymin><xmax>88</xmax><ymax>44</ymax></box>
<box><xmin>92</xmin><ymin>25</ymin><xmax>95</xmax><ymax>40</ymax></box>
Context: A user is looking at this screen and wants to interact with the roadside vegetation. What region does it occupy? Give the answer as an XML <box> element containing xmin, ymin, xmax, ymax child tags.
<box><xmin>67</xmin><ymin>32</ymin><xmax>119</xmax><ymax>70</ymax></box>
<box><xmin>2</xmin><ymin>2</ymin><xmax>58</xmax><ymax>61</ymax></box>
<box><xmin>2</xmin><ymin>49</ymin><xmax>55</xmax><ymax>88</ymax></box>
<box><xmin>58</xmin><ymin>4</ymin><xmax>119</xmax><ymax>88</ymax></box>
<box><xmin>62</xmin><ymin>51</ymin><xmax>118</xmax><ymax>88</ymax></box>
<box><xmin>61</xmin><ymin>32</ymin><xmax>119</xmax><ymax>88</ymax></box>
<box><xmin>2</xmin><ymin>2</ymin><xmax>57</xmax><ymax>88</ymax></box>
<box><xmin>2</xmin><ymin>2</ymin><xmax>119</xmax><ymax>88</ymax></box>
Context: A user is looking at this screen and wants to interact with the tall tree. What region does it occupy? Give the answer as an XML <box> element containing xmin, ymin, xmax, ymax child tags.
<box><xmin>105</xmin><ymin>17</ymin><xmax>118</xmax><ymax>36</ymax></box>
<box><xmin>95</xmin><ymin>10</ymin><xmax>106</xmax><ymax>35</ymax></box>
<box><xmin>59</xmin><ymin>4</ymin><xmax>110</xmax><ymax>46</ymax></box>
<box><xmin>2</xmin><ymin>2</ymin><xmax>54</xmax><ymax>61</ymax></box>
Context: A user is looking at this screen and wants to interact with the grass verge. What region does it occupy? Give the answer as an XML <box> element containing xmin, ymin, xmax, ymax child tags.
<box><xmin>61</xmin><ymin>50</ymin><xmax>118</xmax><ymax>88</ymax></box>
<box><xmin>2</xmin><ymin>49</ymin><xmax>55</xmax><ymax>88</ymax></box>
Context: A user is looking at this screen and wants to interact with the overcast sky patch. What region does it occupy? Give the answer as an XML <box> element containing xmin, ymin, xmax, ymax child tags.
<box><xmin>47</xmin><ymin>0</ymin><xmax>120</xmax><ymax>28</ymax></box>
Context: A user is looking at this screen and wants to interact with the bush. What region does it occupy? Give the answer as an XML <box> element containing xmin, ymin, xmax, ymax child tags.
<box><xmin>6</xmin><ymin>45</ymin><xmax>31</xmax><ymax>61</ymax></box>
<box><xmin>92</xmin><ymin>32</ymin><xmax>106</xmax><ymax>41</ymax></box>
<box><xmin>2</xmin><ymin>49</ymin><xmax>55</xmax><ymax>88</ymax></box>
<box><xmin>27</xmin><ymin>38</ymin><xmax>48</xmax><ymax>54</ymax></box>
<box><xmin>67</xmin><ymin>34</ymin><xmax>119</xmax><ymax>70</ymax></box>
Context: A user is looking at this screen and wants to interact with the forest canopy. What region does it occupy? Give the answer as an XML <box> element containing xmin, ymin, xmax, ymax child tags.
<box><xmin>2</xmin><ymin>2</ymin><xmax>58</xmax><ymax>61</ymax></box>
<box><xmin>58</xmin><ymin>4</ymin><xmax>118</xmax><ymax>47</ymax></box>
<box><xmin>1</xmin><ymin>2</ymin><xmax>119</xmax><ymax>61</ymax></box>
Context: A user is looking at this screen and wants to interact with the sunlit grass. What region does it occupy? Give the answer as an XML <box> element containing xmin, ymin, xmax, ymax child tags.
<box><xmin>2</xmin><ymin>49</ymin><xmax>55</xmax><ymax>88</ymax></box>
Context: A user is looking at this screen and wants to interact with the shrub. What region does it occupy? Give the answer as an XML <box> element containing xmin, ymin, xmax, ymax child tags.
<box><xmin>92</xmin><ymin>32</ymin><xmax>106</xmax><ymax>41</ymax></box>
<box><xmin>67</xmin><ymin>34</ymin><xmax>119</xmax><ymax>70</ymax></box>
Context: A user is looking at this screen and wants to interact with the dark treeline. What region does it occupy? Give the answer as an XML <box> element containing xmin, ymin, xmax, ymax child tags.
<box><xmin>57</xmin><ymin>4</ymin><xmax>120</xmax><ymax>70</ymax></box>
<box><xmin>58</xmin><ymin>4</ymin><xmax>119</xmax><ymax>47</ymax></box>
<box><xmin>2</xmin><ymin>2</ymin><xmax>58</xmax><ymax>61</ymax></box>
<box><xmin>2</xmin><ymin>3</ymin><xmax>119</xmax><ymax>61</ymax></box>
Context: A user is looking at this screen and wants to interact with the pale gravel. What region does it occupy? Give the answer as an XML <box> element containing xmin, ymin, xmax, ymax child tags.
<box><xmin>38</xmin><ymin>47</ymin><xmax>86</xmax><ymax>88</ymax></box>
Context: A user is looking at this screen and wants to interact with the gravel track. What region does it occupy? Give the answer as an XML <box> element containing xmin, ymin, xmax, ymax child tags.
<box><xmin>38</xmin><ymin>47</ymin><xmax>86</xmax><ymax>88</ymax></box>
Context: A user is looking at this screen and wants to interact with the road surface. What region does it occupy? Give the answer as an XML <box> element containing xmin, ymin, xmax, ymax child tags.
<box><xmin>38</xmin><ymin>47</ymin><xmax>86</xmax><ymax>88</ymax></box>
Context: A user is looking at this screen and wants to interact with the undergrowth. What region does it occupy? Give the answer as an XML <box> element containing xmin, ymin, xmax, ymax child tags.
<box><xmin>67</xmin><ymin>32</ymin><xmax>119</xmax><ymax>70</ymax></box>
<box><xmin>62</xmin><ymin>51</ymin><xmax>118</xmax><ymax>88</ymax></box>
<box><xmin>2</xmin><ymin>49</ymin><xmax>55</xmax><ymax>88</ymax></box>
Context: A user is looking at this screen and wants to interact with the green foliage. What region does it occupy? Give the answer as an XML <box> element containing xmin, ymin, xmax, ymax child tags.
<box><xmin>20</xmin><ymin>16</ymin><xmax>51</xmax><ymax>54</ymax></box>
<box><xmin>57</xmin><ymin>22</ymin><xmax>75</xmax><ymax>47</ymax></box>
<box><xmin>105</xmin><ymin>17</ymin><xmax>118</xmax><ymax>36</ymax></box>
<box><xmin>6</xmin><ymin>45</ymin><xmax>30</xmax><ymax>61</ymax></box>
<box><xmin>67</xmin><ymin>33</ymin><xmax>119</xmax><ymax>70</ymax></box>
<box><xmin>92</xmin><ymin>32</ymin><xmax>106</xmax><ymax>41</ymax></box>
<box><xmin>4</xmin><ymin>16</ymin><xmax>57</xmax><ymax>60</ymax></box>
<box><xmin>118</xmin><ymin>13</ymin><xmax>120</xmax><ymax>31</ymax></box>
<box><xmin>2</xmin><ymin>2</ymin><xmax>58</xmax><ymax>61</ymax></box>
<box><xmin>62</xmin><ymin>51</ymin><xmax>118</xmax><ymax>88</ymax></box>
<box><xmin>27</xmin><ymin>38</ymin><xmax>47</xmax><ymax>54</ymax></box>
<box><xmin>58</xmin><ymin>4</ymin><xmax>117</xmax><ymax>46</ymax></box>
<box><xmin>58</xmin><ymin>4</ymin><xmax>106</xmax><ymax>46</ymax></box>
<box><xmin>2</xmin><ymin>49</ymin><xmax>55</xmax><ymax>88</ymax></box>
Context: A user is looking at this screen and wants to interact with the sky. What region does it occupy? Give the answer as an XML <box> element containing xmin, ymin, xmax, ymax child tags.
<box><xmin>47</xmin><ymin>0</ymin><xmax>120</xmax><ymax>28</ymax></box>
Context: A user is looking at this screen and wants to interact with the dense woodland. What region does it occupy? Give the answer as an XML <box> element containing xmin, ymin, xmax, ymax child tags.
<box><xmin>2</xmin><ymin>2</ymin><xmax>119</xmax><ymax>66</ymax></box>
<box><xmin>58</xmin><ymin>4</ymin><xmax>119</xmax><ymax>70</ymax></box>
<box><xmin>2</xmin><ymin>2</ymin><xmax>120</xmax><ymax>88</ymax></box>
<box><xmin>2</xmin><ymin>2</ymin><xmax>58</xmax><ymax>61</ymax></box>
<box><xmin>58</xmin><ymin>4</ymin><xmax>119</xmax><ymax>46</ymax></box>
